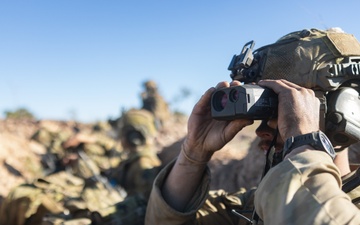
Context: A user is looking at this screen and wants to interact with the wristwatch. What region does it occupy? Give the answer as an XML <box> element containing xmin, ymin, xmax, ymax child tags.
<box><xmin>282</xmin><ymin>131</ymin><xmax>336</xmax><ymax>160</ymax></box>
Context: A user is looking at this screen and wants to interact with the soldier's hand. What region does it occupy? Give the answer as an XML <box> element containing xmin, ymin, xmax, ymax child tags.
<box><xmin>62</xmin><ymin>133</ymin><xmax>96</xmax><ymax>149</ymax></box>
<box><xmin>62</xmin><ymin>153</ymin><xmax>79</xmax><ymax>166</ymax></box>
<box><xmin>182</xmin><ymin>81</ymin><xmax>253</xmax><ymax>162</ymax></box>
<box><xmin>258</xmin><ymin>79</ymin><xmax>320</xmax><ymax>141</ymax></box>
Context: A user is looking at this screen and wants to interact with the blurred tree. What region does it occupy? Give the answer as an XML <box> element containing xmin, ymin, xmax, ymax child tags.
<box><xmin>172</xmin><ymin>87</ymin><xmax>191</xmax><ymax>104</ymax></box>
<box><xmin>4</xmin><ymin>107</ymin><xmax>35</xmax><ymax>120</ymax></box>
<box><xmin>170</xmin><ymin>87</ymin><xmax>193</xmax><ymax>115</ymax></box>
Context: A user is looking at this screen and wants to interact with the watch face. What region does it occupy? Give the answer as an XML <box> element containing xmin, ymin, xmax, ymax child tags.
<box><xmin>319</xmin><ymin>132</ymin><xmax>336</xmax><ymax>156</ymax></box>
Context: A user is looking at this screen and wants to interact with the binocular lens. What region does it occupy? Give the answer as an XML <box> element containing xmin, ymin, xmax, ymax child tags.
<box><xmin>229</xmin><ymin>89</ymin><xmax>239</xmax><ymax>102</ymax></box>
<box><xmin>212</xmin><ymin>91</ymin><xmax>227</xmax><ymax>111</ymax></box>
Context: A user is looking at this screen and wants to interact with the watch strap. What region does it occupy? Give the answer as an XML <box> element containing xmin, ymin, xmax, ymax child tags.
<box><xmin>282</xmin><ymin>131</ymin><xmax>335</xmax><ymax>160</ymax></box>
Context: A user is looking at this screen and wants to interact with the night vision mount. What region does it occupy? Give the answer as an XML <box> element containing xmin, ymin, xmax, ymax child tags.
<box><xmin>211</xmin><ymin>40</ymin><xmax>277</xmax><ymax>121</ymax></box>
<box><xmin>228</xmin><ymin>40</ymin><xmax>259</xmax><ymax>83</ymax></box>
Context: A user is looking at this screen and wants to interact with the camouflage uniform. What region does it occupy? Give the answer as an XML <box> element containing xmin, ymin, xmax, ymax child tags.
<box><xmin>0</xmin><ymin>123</ymin><xmax>127</xmax><ymax>225</ymax></box>
<box><xmin>86</xmin><ymin>122</ymin><xmax>124</xmax><ymax>173</ymax></box>
<box><xmin>92</xmin><ymin>194</ymin><xmax>148</xmax><ymax>225</ymax></box>
<box><xmin>31</xmin><ymin>126</ymin><xmax>73</xmax><ymax>175</ymax></box>
<box><xmin>111</xmin><ymin>108</ymin><xmax>161</xmax><ymax>199</ymax></box>
<box><xmin>113</xmin><ymin>146</ymin><xmax>161</xmax><ymax>199</ymax></box>
<box><xmin>61</xmin><ymin>128</ymin><xmax>124</xmax><ymax>180</ymax></box>
<box><xmin>145</xmin><ymin>153</ymin><xmax>360</xmax><ymax>225</ymax></box>
<box><xmin>0</xmin><ymin>170</ymin><xmax>123</xmax><ymax>225</ymax></box>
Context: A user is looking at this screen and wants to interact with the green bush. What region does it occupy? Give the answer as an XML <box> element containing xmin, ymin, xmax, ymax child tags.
<box><xmin>4</xmin><ymin>108</ymin><xmax>35</xmax><ymax>120</ymax></box>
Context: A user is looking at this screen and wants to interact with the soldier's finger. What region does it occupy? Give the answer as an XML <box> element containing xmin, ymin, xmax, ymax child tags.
<box><xmin>258</xmin><ymin>79</ymin><xmax>298</xmax><ymax>94</ymax></box>
<box><xmin>230</xmin><ymin>80</ymin><xmax>242</xmax><ymax>87</ymax></box>
<box><xmin>215</xmin><ymin>81</ymin><xmax>230</xmax><ymax>89</ymax></box>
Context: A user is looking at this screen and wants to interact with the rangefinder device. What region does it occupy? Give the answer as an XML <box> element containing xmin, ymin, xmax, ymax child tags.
<box><xmin>211</xmin><ymin>84</ymin><xmax>278</xmax><ymax>120</ymax></box>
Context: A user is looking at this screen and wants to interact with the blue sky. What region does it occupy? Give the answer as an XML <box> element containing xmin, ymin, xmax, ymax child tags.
<box><xmin>1</xmin><ymin>1</ymin><xmax>359</xmax><ymax>123</ymax></box>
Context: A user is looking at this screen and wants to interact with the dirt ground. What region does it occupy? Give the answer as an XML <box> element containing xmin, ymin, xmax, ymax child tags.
<box><xmin>0</xmin><ymin>116</ymin><xmax>264</xmax><ymax>206</ymax></box>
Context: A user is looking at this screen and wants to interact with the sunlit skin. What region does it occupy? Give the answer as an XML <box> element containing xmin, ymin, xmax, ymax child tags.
<box><xmin>256</xmin><ymin>119</ymin><xmax>283</xmax><ymax>153</ymax></box>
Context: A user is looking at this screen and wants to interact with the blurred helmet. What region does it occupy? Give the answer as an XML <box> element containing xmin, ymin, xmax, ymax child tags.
<box><xmin>118</xmin><ymin>109</ymin><xmax>157</xmax><ymax>146</ymax></box>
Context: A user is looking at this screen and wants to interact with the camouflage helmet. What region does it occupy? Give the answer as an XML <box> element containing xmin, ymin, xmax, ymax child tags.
<box><xmin>228</xmin><ymin>28</ymin><xmax>360</xmax><ymax>149</ymax></box>
<box><xmin>230</xmin><ymin>28</ymin><xmax>360</xmax><ymax>92</ymax></box>
<box><xmin>118</xmin><ymin>109</ymin><xmax>157</xmax><ymax>146</ymax></box>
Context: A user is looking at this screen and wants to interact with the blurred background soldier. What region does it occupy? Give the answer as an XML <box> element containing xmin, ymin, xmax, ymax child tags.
<box><xmin>30</xmin><ymin>122</ymin><xmax>74</xmax><ymax>175</ymax></box>
<box><xmin>85</xmin><ymin>108</ymin><xmax>164</xmax><ymax>225</ymax></box>
<box><xmin>141</xmin><ymin>80</ymin><xmax>171</xmax><ymax>129</ymax></box>
<box><xmin>0</xmin><ymin>121</ymin><xmax>126</xmax><ymax>225</ymax></box>
<box><xmin>60</xmin><ymin>122</ymin><xmax>124</xmax><ymax>180</ymax></box>
<box><xmin>111</xmin><ymin>108</ymin><xmax>162</xmax><ymax>200</ymax></box>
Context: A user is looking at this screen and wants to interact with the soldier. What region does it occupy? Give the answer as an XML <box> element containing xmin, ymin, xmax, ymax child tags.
<box><xmin>145</xmin><ymin>28</ymin><xmax>360</xmax><ymax>224</ymax></box>
<box><xmin>141</xmin><ymin>80</ymin><xmax>171</xmax><ymax>129</ymax></box>
<box><xmin>60</xmin><ymin>122</ymin><xmax>124</xmax><ymax>179</ymax></box>
<box><xmin>30</xmin><ymin>123</ymin><xmax>74</xmax><ymax>175</ymax></box>
<box><xmin>0</xmin><ymin>122</ymin><xmax>125</xmax><ymax>225</ymax></box>
<box><xmin>111</xmin><ymin>108</ymin><xmax>162</xmax><ymax>200</ymax></box>
<box><xmin>77</xmin><ymin>109</ymin><xmax>163</xmax><ymax>225</ymax></box>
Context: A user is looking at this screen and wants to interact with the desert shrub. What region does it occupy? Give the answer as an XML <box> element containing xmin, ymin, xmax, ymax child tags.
<box><xmin>4</xmin><ymin>108</ymin><xmax>35</xmax><ymax>120</ymax></box>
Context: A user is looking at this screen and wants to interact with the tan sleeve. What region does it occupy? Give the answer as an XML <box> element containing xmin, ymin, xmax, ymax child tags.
<box><xmin>255</xmin><ymin>151</ymin><xmax>360</xmax><ymax>225</ymax></box>
<box><xmin>145</xmin><ymin>159</ymin><xmax>255</xmax><ymax>225</ymax></box>
<box><xmin>145</xmin><ymin>160</ymin><xmax>211</xmax><ymax>225</ymax></box>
